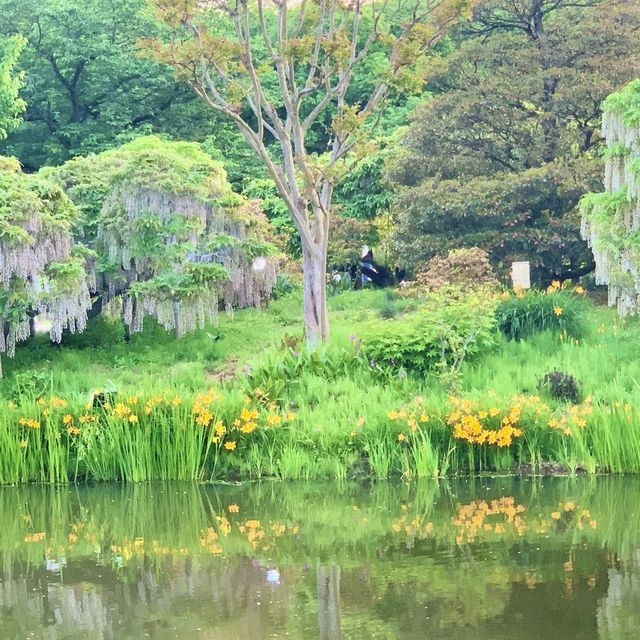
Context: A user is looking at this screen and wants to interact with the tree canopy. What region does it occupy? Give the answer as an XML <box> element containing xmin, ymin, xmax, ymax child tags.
<box><xmin>0</xmin><ymin>34</ymin><xmax>25</xmax><ymax>139</ymax></box>
<box><xmin>387</xmin><ymin>0</ymin><xmax>640</xmax><ymax>283</ymax></box>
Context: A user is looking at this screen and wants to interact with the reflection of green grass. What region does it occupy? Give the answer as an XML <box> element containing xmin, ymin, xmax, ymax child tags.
<box><xmin>3</xmin><ymin>477</ymin><xmax>640</xmax><ymax>572</ymax></box>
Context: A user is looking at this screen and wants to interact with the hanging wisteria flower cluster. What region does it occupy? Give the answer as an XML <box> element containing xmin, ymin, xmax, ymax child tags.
<box><xmin>0</xmin><ymin>162</ymin><xmax>91</xmax><ymax>372</ymax></box>
<box><xmin>581</xmin><ymin>79</ymin><xmax>640</xmax><ymax>314</ymax></box>
<box><xmin>46</xmin><ymin>136</ymin><xmax>278</xmax><ymax>337</ymax></box>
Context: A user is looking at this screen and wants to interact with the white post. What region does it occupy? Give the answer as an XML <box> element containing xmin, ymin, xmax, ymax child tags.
<box><xmin>511</xmin><ymin>261</ymin><xmax>531</xmax><ymax>289</ymax></box>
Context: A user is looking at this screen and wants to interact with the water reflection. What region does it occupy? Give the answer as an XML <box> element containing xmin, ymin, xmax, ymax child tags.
<box><xmin>0</xmin><ymin>477</ymin><xmax>639</xmax><ymax>639</ymax></box>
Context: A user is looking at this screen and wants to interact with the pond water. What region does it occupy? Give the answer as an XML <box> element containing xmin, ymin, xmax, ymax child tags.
<box><xmin>0</xmin><ymin>477</ymin><xmax>639</xmax><ymax>640</ymax></box>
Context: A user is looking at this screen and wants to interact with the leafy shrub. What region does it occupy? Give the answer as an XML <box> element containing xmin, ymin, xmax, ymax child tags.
<box><xmin>411</xmin><ymin>247</ymin><xmax>499</xmax><ymax>292</ymax></box>
<box><xmin>364</xmin><ymin>289</ymin><xmax>498</xmax><ymax>386</ymax></box>
<box><xmin>496</xmin><ymin>288</ymin><xmax>587</xmax><ymax>340</ymax></box>
<box><xmin>538</xmin><ymin>370</ymin><xmax>582</xmax><ymax>404</ymax></box>
<box><xmin>271</xmin><ymin>274</ymin><xmax>299</xmax><ymax>300</ymax></box>
<box><xmin>246</xmin><ymin>342</ymin><xmax>370</xmax><ymax>400</ymax></box>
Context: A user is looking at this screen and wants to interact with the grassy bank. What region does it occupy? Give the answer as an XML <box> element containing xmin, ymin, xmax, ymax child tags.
<box><xmin>1</xmin><ymin>288</ymin><xmax>640</xmax><ymax>483</ymax></box>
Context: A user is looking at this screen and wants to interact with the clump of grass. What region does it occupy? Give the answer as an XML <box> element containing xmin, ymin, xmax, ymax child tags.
<box><xmin>496</xmin><ymin>287</ymin><xmax>587</xmax><ymax>340</ymax></box>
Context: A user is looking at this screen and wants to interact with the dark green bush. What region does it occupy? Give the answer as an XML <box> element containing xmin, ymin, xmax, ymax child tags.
<box><xmin>538</xmin><ymin>370</ymin><xmax>582</xmax><ymax>404</ymax></box>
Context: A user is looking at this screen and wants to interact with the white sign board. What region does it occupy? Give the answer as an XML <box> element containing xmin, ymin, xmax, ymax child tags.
<box><xmin>511</xmin><ymin>261</ymin><xmax>531</xmax><ymax>289</ymax></box>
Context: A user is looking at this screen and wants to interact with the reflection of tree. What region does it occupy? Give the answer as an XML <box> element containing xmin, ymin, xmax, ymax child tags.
<box><xmin>317</xmin><ymin>564</ymin><xmax>342</xmax><ymax>640</ymax></box>
<box><xmin>598</xmin><ymin>552</ymin><xmax>640</xmax><ymax>640</ymax></box>
<box><xmin>0</xmin><ymin>478</ymin><xmax>640</xmax><ymax>638</ymax></box>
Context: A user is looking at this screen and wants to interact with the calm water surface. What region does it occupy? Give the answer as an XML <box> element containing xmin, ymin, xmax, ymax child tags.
<box><xmin>0</xmin><ymin>477</ymin><xmax>639</xmax><ymax>639</ymax></box>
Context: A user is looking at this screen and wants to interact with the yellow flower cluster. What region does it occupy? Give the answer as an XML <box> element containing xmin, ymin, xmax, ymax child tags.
<box><xmin>387</xmin><ymin>397</ymin><xmax>430</xmax><ymax>441</ymax></box>
<box><xmin>547</xmin><ymin>398</ymin><xmax>592</xmax><ymax>435</ymax></box>
<box><xmin>447</xmin><ymin>398</ymin><xmax>523</xmax><ymax>447</ymax></box>
<box><xmin>18</xmin><ymin>417</ymin><xmax>40</xmax><ymax>430</ymax></box>
<box><xmin>192</xmin><ymin>387</ymin><xmax>294</xmax><ymax>451</ymax></box>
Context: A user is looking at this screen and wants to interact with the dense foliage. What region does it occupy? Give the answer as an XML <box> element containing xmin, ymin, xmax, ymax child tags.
<box><xmin>0</xmin><ymin>34</ymin><xmax>25</xmax><ymax>139</ymax></box>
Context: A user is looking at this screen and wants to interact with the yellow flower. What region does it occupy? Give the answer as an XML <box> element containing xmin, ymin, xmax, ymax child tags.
<box><xmin>19</xmin><ymin>439</ymin><xmax>27</xmax><ymax>449</ymax></box>
<box><xmin>228</xmin><ymin>504</ymin><xmax>240</xmax><ymax>513</ymax></box>
<box><xmin>214</xmin><ymin>421</ymin><xmax>226</xmax><ymax>437</ymax></box>
<box><xmin>266</xmin><ymin>414</ymin><xmax>282</xmax><ymax>426</ymax></box>
<box><xmin>553</xmin><ymin>306</ymin><xmax>563</xmax><ymax>316</ymax></box>
<box><xmin>195</xmin><ymin>409</ymin><xmax>213</xmax><ymax>426</ymax></box>
<box><xmin>551</xmin><ymin>512</ymin><xmax>561</xmax><ymax>520</ymax></box>
<box><xmin>7</xmin><ymin>401</ymin><xmax>16</xmax><ymax>410</ymax></box>
<box><xmin>397</xmin><ymin>433</ymin><xmax>406</xmax><ymax>442</ymax></box>
<box><xmin>240</xmin><ymin>421</ymin><xmax>257</xmax><ymax>434</ymax></box>
<box><xmin>574</xmin><ymin>285</ymin><xmax>585</xmax><ymax>295</ymax></box>
<box><xmin>62</xmin><ymin>414</ymin><xmax>73</xmax><ymax>425</ymax></box>
<box><xmin>285</xmin><ymin>411</ymin><xmax>296</xmax><ymax>421</ymax></box>
<box><xmin>171</xmin><ymin>396</ymin><xmax>182</xmax><ymax>407</ymax></box>
<box><xmin>224</xmin><ymin>441</ymin><xmax>237</xmax><ymax>451</ymax></box>
<box><xmin>419</xmin><ymin>414</ymin><xmax>429</xmax><ymax>423</ymax></box>
<box><xmin>66</xmin><ymin>426</ymin><xmax>81</xmax><ymax>436</ymax></box>
<box><xmin>128</xmin><ymin>414</ymin><xmax>139</xmax><ymax>424</ymax></box>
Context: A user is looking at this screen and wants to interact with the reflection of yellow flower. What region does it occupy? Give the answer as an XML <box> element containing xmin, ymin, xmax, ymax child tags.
<box><xmin>224</xmin><ymin>441</ymin><xmax>236</xmax><ymax>451</ymax></box>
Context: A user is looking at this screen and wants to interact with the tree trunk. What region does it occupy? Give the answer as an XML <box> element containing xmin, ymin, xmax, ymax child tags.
<box><xmin>302</xmin><ymin>239</ymin><xmax>329</xmax><ymax>347</ymax></box>
<box><xmin>317</xmin><ymin>563</ymin><xmax>342</xmax><ymax>640</ymax></box>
